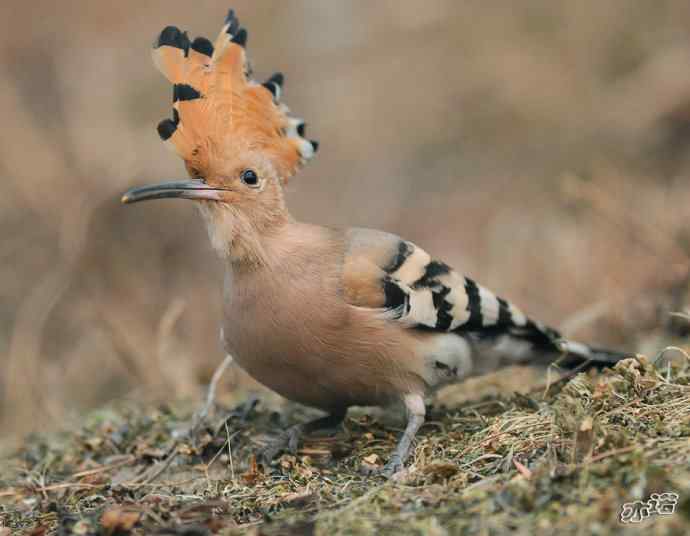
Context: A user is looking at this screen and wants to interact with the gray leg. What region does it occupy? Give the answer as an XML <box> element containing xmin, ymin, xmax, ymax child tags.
<box><xmin>382</xmin><ymin>393</ymin><xmax>426</xmax><ymax>477</ymax></box>
<box><xmin>260</xmin><ymin>409</ymin><xmax>347</xmax><ymax>464</ymax></box>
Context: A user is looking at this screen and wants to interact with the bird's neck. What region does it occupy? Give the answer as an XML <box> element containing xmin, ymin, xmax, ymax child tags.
<box><xmin>198</xmin><ymin>202</ymin><xmax>294</xmax><ymax>269</ymax></box>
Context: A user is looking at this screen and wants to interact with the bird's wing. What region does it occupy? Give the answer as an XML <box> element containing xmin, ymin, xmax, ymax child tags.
<box><xmin>343</xmin><ymin>228</ymin><xmax>535</xmax><ymax>332</ymax></box>
<box><xmin>342</xmin><ymin>227</ymin><xmax>629</xmax><ymax>367</ymax></box>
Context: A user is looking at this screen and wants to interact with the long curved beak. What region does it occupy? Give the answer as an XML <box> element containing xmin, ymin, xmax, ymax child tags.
<box><xmin>121</xmin><ymin>180</ymin><xmax>227</xmax><ymax>204</ymax></box>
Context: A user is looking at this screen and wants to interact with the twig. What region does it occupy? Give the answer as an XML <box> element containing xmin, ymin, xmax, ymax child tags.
<box><xmin>69</xmin><ymin>455</ymin><xmax>136</xmax><ymax>479</ymax></box>
<box><xmin>225</xmin><ymin>421</ymin><xmax>235</xmax><ymax>482</ymax></box>
<box><xmin>586</xmin><ymin>445</ymin><xmax>637</xmax><ymax>464</ymax></box>
<box><xmin>125</xmin><ymin>354</ymin><xmax>236</xmax><ymax>487</ymax></box>
<box><xmin>135</xmin><ymin>446</ymin><xmax>180</xmax><ymax>487</ymax></box>
<box><xmin>651</xmin><ymin>346</ymin><xmax>690</xmax><ymax>367</ymax></box>
<box><xmin>34</xmin><ymin>482</ymin><xmax>103</xmax><ymax>492</ymax></box>
<box><xmin>206</xmin><ymin>429</ymin><xmax>240</xmax><ymax>472</ymax></box>
<box><xmin>534</xmin><ymin>359</ymin><xmax>592</xmax><ymax>399</ymax></box>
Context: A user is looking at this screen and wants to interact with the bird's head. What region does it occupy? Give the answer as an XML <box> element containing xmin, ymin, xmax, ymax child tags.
<box><xmin>122</xmin><ymin>10</ymin><xmax>318</xmax><ymax>263</ymax></box>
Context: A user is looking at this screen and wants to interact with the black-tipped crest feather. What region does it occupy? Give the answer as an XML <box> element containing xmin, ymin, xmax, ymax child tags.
<box><xmin>173</xmin><ymin>84</ymin><xmax>202</xmax><ymax>102</ymax></box>
<box><xmin>224</xmin><ymin>9</ymin><xmax>239</xmax><ymax>35</ymax></box>
<box><xmin>231</xmin><ymin>28</ymin><xmax>248</xmax><ymax>47</ymax></box>
<box><xmin>262</xmin><ymin>72</ymin><xmax>284</xmax><ymax>99</ymax></box>
<box><xmin>157</xmin><ymin>118</ymin><xmax>177</xmax><ymax>140</ymax></box>
<box><xmin>191</xmin><ymin>37</ymin><xmax>214</xmax><ymax>57</ymax></box>
<box><xmin>152</xmin><ymin>8</ymin><xmax>318</xmax><ymax>177</ymax></box>
<box><xmin>155</xmin><ymin>26</ymin><xmax>190</xmax><ymax>55</ymax></box>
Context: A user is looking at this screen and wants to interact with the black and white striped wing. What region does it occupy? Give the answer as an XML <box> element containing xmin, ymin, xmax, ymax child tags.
<box><xmin>343</xmin><ymin>228</ymin><xmax>560</xmax><ymax>346</ymax></box>
<box><xmin>343</xmin><ymin>228</ymin><xmax>628</xmax><ymax>369</ymax></box>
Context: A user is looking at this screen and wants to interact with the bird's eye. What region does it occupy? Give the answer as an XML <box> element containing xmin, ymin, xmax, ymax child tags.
<box><xmin>434</xmin><ymin>361</ymin><xmax>450</xmax><ymax>371</ymax></box>
<box><xmin>240</xmin><ymin>169</ymin><xmax>259</xmax><ymax>187</ymax></box>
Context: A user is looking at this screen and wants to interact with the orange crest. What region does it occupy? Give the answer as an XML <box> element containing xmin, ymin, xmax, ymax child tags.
<box><xmin>152</xmin><ymin>9</ymin><xmax>317</xmax><ymax>183</ymax></box>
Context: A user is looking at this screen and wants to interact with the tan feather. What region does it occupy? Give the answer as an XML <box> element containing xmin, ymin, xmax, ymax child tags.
<box><xmin>151</xmin><ymin>26</ymin><xmax>190</xmax><ymax>83</ymax></box>
<box><xmin>151</xmin><ymin>9</ymin><xmax>317</xmax><ymax>183</ymax></box>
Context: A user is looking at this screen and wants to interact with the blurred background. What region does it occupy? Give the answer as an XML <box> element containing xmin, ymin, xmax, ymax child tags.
<box><xmin>2</xmin><ymin>0</ymin><xmax>690</xmax><ymax>439</ymax></box>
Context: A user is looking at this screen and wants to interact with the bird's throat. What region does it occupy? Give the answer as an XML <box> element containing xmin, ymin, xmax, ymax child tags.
<box><xmin>197</xmin><ymin>202</ymin><xmax>290</xmax><ymax>268</ymax></box>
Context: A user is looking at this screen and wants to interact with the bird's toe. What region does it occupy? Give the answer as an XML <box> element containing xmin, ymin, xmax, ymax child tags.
<box><xmin>360</xmin><ymin>455</ymin><xmax>405</xmax><ymax>478</ymax></box>
<box><xmin>258</xmin><ymin>437</ymin><xmax>287</xmax><ymax>465</ymax></box>
<box><xmin>286</xmin><ymin>428</ymin><xmax>301</xmax><ymax>454</ymax></box>
<box><xmin>381</xmin><ymin>456</ymin><xmax>405</xmax><ymax>478</ymax></box>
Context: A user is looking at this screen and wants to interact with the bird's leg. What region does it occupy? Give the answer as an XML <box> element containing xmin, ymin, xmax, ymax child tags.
<box><xmin>190</xmin><ymin>354</ymin><xmax>235</xmax><ymax>436</ymax></box>
<box><xmin>382</xmin><ymin>393</ymin><xmax>426</xmax><ymax>477</ymax></box>
<box><xmin>260</xmin><ymin>409</ymin><xmax>347</xmax><ymax>464</ymax></box>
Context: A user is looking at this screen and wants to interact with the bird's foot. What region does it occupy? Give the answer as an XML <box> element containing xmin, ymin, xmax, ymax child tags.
<box><xmin>360</xmin><ymin>454</ymin><xmax>405</xmax><ymax>478</ymax></box>
<box><xmin>381</xmin><ymin>455</ymin><xmax>405</xmax><ymax>478</ymax></box>
<box><xmin>259</xmin><ymin>424</ymin><xmax>302</xmax><ymax>466</ymax></box>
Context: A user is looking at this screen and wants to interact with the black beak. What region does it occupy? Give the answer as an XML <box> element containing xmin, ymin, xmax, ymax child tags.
<box><xmin>121</xmin><ymin>180</ymin><xmax>228</xmax><ymax>204</ymax></box>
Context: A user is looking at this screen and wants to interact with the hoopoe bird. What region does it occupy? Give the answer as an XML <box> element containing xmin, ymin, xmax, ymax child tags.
<box><xmin>122</xmin><ymin>9</ymin><xmax>629</xmax><ymax>476</ymax></box>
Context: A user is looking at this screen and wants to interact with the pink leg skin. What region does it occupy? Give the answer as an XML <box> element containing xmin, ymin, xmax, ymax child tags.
<box><xmin>382</xmin><ymin>393</ymin><xmax>426</xmax><ymax>477</ymax></box>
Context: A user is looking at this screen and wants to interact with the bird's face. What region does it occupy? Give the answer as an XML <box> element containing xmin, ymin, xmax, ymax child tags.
<box><xmin>122</xmin><ymin>149</ymin><xmax>290</xmax><ymax>260</ymax></box>
<box><xmin>122</xmin><ymin>149</ymin><xmax>283</xmax><ymax>211</ymax></box>
<box><xmin>123</xmin><ymin>9</ymin><xmax>317</xmax><ymax>261</ymax></box>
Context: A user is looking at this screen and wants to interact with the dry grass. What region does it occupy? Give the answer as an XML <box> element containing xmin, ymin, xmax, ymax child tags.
<box><xmin>1</xmin><ymin>356</ymin><xmax>689</xmax><ymax>534</ymax></box>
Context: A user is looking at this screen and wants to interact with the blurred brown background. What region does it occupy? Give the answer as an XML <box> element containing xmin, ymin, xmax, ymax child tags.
<box><xmin>2</xmin><ymin>0</ymin><xmax>690</xmax><ymax>439</ymax></box>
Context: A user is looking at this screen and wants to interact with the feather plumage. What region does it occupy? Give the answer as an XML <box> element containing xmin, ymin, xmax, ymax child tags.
<box><xmin>151</xmin><ymin>9</ymin><xmax>317</xmax><ymax>182</ymax></box>
<box><xmin>124</xmin><ymin>7</ymin><xmax>631</xmax><ymax>477</ymax></box>
<box><xmin>342</xmin><ymin>228</ymin><xmax>628</xmax><ymax>370</ymax></box>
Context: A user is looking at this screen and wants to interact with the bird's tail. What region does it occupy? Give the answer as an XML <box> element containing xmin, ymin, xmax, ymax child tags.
<box><xmin>553</xmin><ymin>338</ymin><xmax>631</xmax><ymax>370</ymax></box>
<box><xmin>494</xmin><ymin>314</ymin><xmax>632</xmax><ymax>371</ymax></box>
<box><xmin>470</xmin><ymin>312</ymin><xmax>631</xmax><ymax>375</ymax></box>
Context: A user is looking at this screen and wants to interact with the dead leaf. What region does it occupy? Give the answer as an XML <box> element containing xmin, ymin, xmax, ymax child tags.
<box><xmin>138</xmin><ymin>447</ymin><xmax>167</xmax><ymax>460</ymax></box>
<box><xmin>100</xmin><ymin>507</ymin><xmax>140</xmax><ymax>533</ymax></box>
<box><xmin>178</xmin><ymin>443</ymin><xmax>194</xmax><ymax>456</ymax></box>
<box><xmin>363</xmin><ymin>453</ymin><xmax>380</xmax><ymax>465</ymax></box>
<box><xmin>574</xmin><ymin>416</ymin><xmax>595</xmax><ymax>463</ymax></box>
<box><xmin>296</xmin><ymin>463</ymin><xmax>314</xmax><ymax>479</ymax></box>
<box><xmin>280</xmin><ymin>491</ymin><xmax>315</xmax><ymax>507</ymax></box>
<box><xmin>422</xmin><ymin>462</ymin><xmax>459</xmax><ymax>480</ymax></box>
<box><xmin>580</xmin><ymin>416</ymin><xmax>593</xmax><ymax>432</ymax></box>
<box><xmin>280</xmin><ymin>454</ymin><xmax>297</xmax><ymax>470</ymax></box>
<box><xmin>242</xmin><ymin>454</ymin><xmax>262</xmax><ymax>485</ymax></box>
<box><xmin>84</xmin><ymin>437</ymin><xmax>103</xmax><ymax>450</ymax></box>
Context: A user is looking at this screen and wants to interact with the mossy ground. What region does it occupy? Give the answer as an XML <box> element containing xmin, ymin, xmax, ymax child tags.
<box><xmin>2</xmin><ymin>357</ymin><xmax>689</xmax><ymax>535</ymax></box>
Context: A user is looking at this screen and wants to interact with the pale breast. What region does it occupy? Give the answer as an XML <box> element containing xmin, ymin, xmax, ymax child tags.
<box><xmin>221</xmin><ymin>223</ymin><xmax>427</xmax><ymax>411</ymax></box>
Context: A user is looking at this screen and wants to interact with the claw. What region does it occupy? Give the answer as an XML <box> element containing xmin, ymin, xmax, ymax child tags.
<box><xmin>382</xmin><ymin>456</ymin><xmax>404</xmax><ymax>478</ymax></box>
<box><xmin>360</xmin><ymin>455</ymin><xmax>405</xmax><ymax>478</ymax></box>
